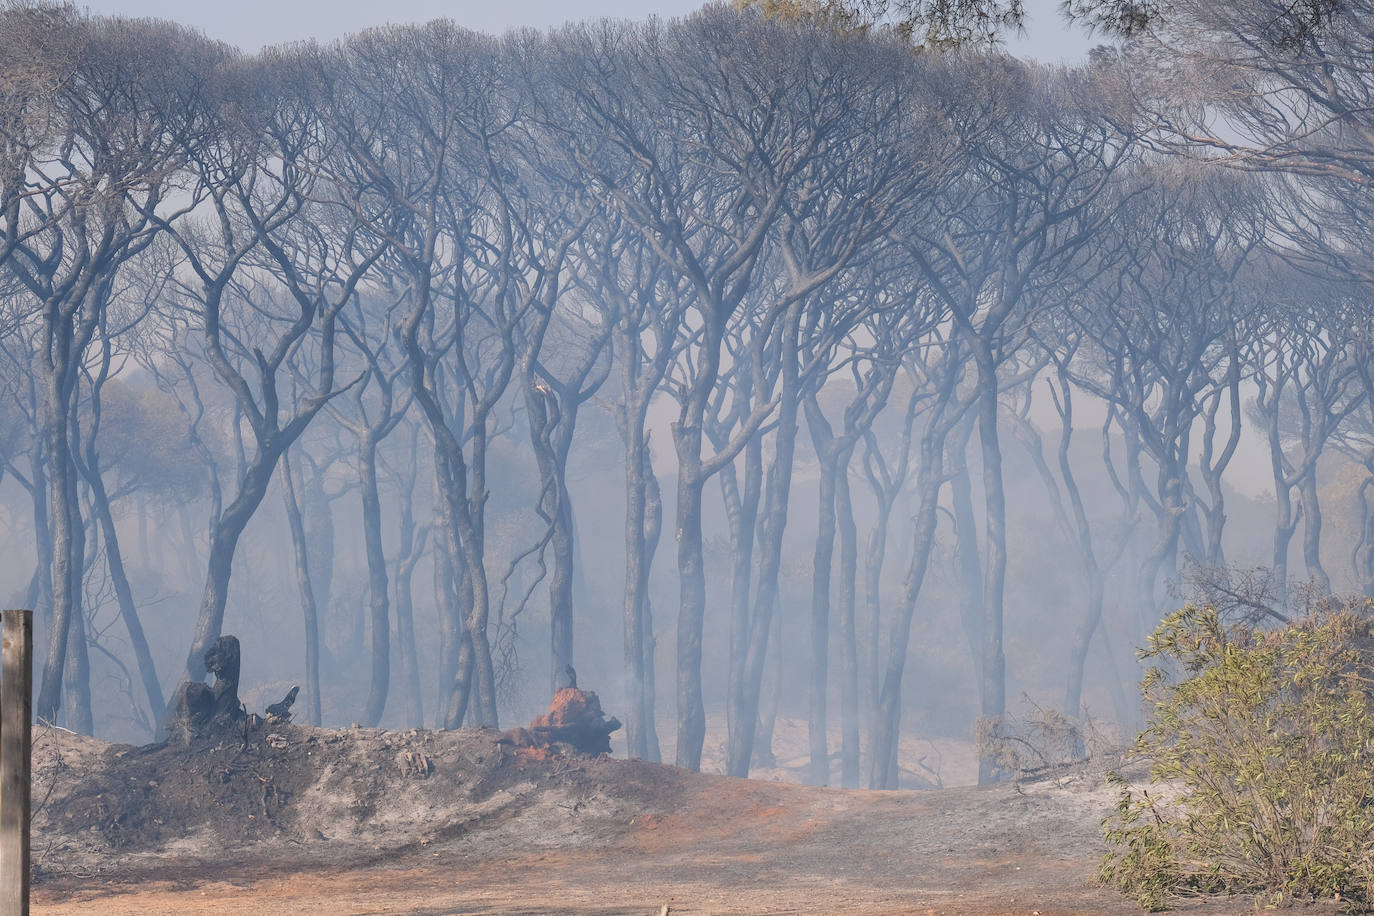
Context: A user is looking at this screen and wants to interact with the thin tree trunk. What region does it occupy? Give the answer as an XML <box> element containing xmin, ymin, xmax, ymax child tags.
<box><xmin>950</xmin><ymin>448</ymin><xmax>983</xmax><ymax>688</ymax></box>
<box><xmin>622</xmin><ymin>416</ymin><xmax>652</xmax><ymax>759</ymax></box>
<box><xmin>61</xmin><ymin>461</ymin><xmax>92</xmax><ymax>735</ymax></box>
<box><xmin>1053</xmin><ymin>385</ymin><xmax>1106</xmax><ymax>728</ymax></box>
<box><xmin>359</xmin><ymin>437</ymin><xmax>391</xmax><ymax>727</ymax></box>
<box><xmin>673</xmin><ymin>463</ymin><xmax>708</xmax><ymax>770</ymax></box>
<box><xmin>1264</xmin><ymin>404</ymin><xmax>1298</xmax><ymax>610</ymax></box>
<box><xmin>973</xmin><ymin>348</ymin><xmax>1008</xmax><ymax>787</ymax></box>
<box><xmin>280</xmin><ymin>452</ymin><xmax>322</xmax><ymax>726</ymax></box>
<box><xmin>734</xmin><ymin>346</ymin><xmax>801</xmax><ymax>777</ymax></box>
<box><xmin>723</xmin><ymin>437</ymin><xmax>762</xmax><ymax>778</ymax></box>
<box><xmin>641</xmin><ymin>451</ymin><xmax>664</xmax><ymax>764</ymax></box>
<box><xmin>37</xmin><ymin>399</ymin><xmax>77</xmax><ymax>725</ymax></box>
<box><xmin>862</xmin><ymin>493</ymin><xmax>891</xmax><ymax>771</ymax></box>
<box><xmin>808</xmin><ymin>449</ymin><xmax>838</xmax><ymax>786</ymax></box>
<box><xmin>82</xmin><ymin>464</ymin><xmax>165</xmax><ymax>731</ymax></box>
<box><xmin>393</xmin><ymin>480</ymin><xmax>426</xmax><ymax>729</ymax></box>
<box><xmin>434</xmin><ymin>533</ymin><xmax>459</xmax><ymax>727</ymax></box>
<box><xmin>186</xmin><ymin>456</ymin><xmax>279</xmax><ymax>681</ymax></box>
<box><xmin>834</xmin><ymin>451</ymin><xmax>861</xmax><ymax>789</ymax></box>
<box><xmin>869</xmin><ymin>468</ymin><xmax>943</xmax><ymax>790</ymax></box>
<box><xmin>753</xmin><ymin>604</ymin><xmax>782</xmax><ymax>769</ymax></box>
<box><xmin>547</xmin><ymin>488</ymin><xmax>575</xmax><ymax>693</ymax></box>
<box><xmin>1299</xmin><ymin>473</ymin><xmax>1331</xmax><ymax>594</ymax></box>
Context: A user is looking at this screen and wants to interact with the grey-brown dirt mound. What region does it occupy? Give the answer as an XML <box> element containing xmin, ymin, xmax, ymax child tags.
<box><xmin>32</xmin><ymin>718</ymin><xmax>699</xmax><ymax>883</ymax></box>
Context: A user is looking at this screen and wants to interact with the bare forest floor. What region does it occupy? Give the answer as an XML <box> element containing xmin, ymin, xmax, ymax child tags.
<box><xmin>28</xmin><ymin>719</ymin><xmax>1341</xmax><ymax>916</ymax></box>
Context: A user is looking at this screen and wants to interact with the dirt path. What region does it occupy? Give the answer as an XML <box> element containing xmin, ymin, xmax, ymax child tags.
<box><xmin>31</xmin><ymin>744</ymin><xmax>1275</xmax><ymax>915</ymax></box>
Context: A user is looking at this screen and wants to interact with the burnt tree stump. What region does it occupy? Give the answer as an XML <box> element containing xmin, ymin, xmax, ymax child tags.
<box><xmin>166</xmin><ymin>635</ymin><xmax>245</xmax><ymax>743</ymax></box>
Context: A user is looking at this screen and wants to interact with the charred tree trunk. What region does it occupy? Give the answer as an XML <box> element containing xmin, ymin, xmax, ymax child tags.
<box><xmin>753</xmin><ymin>604</ymin><xmax>783</xmax><ymax>769</ymax></box>
<box><xmin>280</xmin><ymin>452</ymin><xmax>322</xmax><ymax>726</ymax></box>
<box><xmin>869</xmin><ymin>463</ymin><xmax>943</xmax><ymax>790</ymax></box>
<box><xmin>733</xmin><ymin>313</ymin><xmax>802</xmax><ymax>777</ymax></box>
<box><xmin>862</xmin><ymin>479</ymin><xmax>891</xmax><ymax>762</ymax></box>
<box><xmin>392</xmin><ymin>468</ymin><xmax>427</xmax><ymax>729</ymax></box>
<box><xmin>1260</xmin><ymin>388</ymin><xmax>1299</xmax><ymax>609</ymax></box>
<box><xmin>358</xmin><ymin>436</ymin><xmax>391</xmax><ymax>727</ymax></box>
<box><xmin>61</xmin><ymin>454</ymin><xmax>92</xmax><ymax>735</ymax></box>
<box><xmin>524</xmin><ymin>380</ymin><xmax>580</xmax><ymax>695</ymax></box>
<box><xmin>834</xmin><ymin>453</ymin><xmax>861</xmax><ymax>789</ymax></box>
<box><xmin>950</xmin><ymin>440</ymin><xmax>983</xmax><ymax>689</ymax></box>
<box><xmin>671</xmin><ymin>312</ymin><xmax>728</xmax><ymax>772</ymax></box>
<box><xmin>24</xmin><ymin>452</ymin><xmax>53</xmax><ymax>624</ymax></box>
<box><xmin>641</xmin><ymin>451</ymin><xmax>664</xmax><ymax>763</ymax></box>
<box><xmin>972</xmin><ymin>343</ymin><xmax>1008</xmax><ymax>787</ymax></box>
<box><xmin>186</xmin><ymin>456</ymin><xmax>280</xmax><ymax>681</ymax></box>
<box><xmin>622</xmin><ymin>414</ymin><xmax>655</xmax><ymax>760</ymax></box>
<box><xmin>79</xmin><ymin>449</ymin><xmax>165</xmax><ymax>731</ymax></box>
<box><xmin>673</xmin><ymin>459</ymin><xmax>708</xmax><ymax>771</ymax></box>
<box><xmin>723</xmin><ymin>436</ymin><xmax>762</xmax><ymax>778</ymax></box>
<box><xmin>1299</xmin><ymin>473</ymin><xmax>1331</xmax><ymax>594</ymax></box>
<box><xmin>1051</xmin><ymin>380</ymin><xmax>1107</xmax><ymax>727</ymax></box>
<box><xmin>808</xmin><ymin>445</ymin><xmax>838</xmax><ymax>786</ymax></box>
<box><xmin>37</xmin><ymin>395</ymin><xmax>79</xmax><ymax>726</ymax></box>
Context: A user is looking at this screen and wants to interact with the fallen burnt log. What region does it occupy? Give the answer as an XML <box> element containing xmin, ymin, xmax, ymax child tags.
<box><xmin>499</xmin><ymin>685</ymin><xmax>621</xmax><ymax>756</ymax></box>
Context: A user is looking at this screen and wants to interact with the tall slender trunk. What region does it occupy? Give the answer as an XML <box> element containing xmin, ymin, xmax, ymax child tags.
<box><xmin>548</xmin><ymin>493</ymin><xmax>576</xmax><ymax>694</ymax></box>
<box><xmin>1299</xmin><ymin>473</ymin><xmax>1331</xmax><ymax>594</ymax></box>
<box><xmin>448</xmin><ymin>628</ymin><xmax>474</xmax><ymax>729</ymax></box>
<box><xmin>673</xmin><ymin>462</ymin><xmax>708</xmax><ymax>770</ymax></box>
<box><xmin>359</xmin><ymin>437</ymin><xmax>391</xmax><ymax>727</ymax></box>
<box><xmin>733</xmin><ymin>324</ymin><xmax>801</xmax><ymax>777</ymax></box>
<box><xmin>834</xmin><ymin>448</ymin><xmax>861</xmax><ymax>788</ymax></box>
<box><xmin>431</xmin><ymin>442</ymin><xmax>497</xmax><ymax>727</ymax></box>
<box><xmin>1198</xmin><ymin>365</ymin><xmax>1242</xmax><ymax>568</ymax></box>
<box><xmin>1137</xmin><ymin>454</ymin><xmax>1186</xmax><ymax>648</ymax></box>
<box><xmin>869</xmin><ymin>434</ymin><xmax>947</xmax><ymax>789</ymax></box>
<box><xmin>25</xmin><ymin>452</ymin><xmax>53</xmax><ymax>654</ymax></box>
<box><xmin>1357</xmin><ymin>470</ymin><xmax>1374</xmax><ymax>597</ymax></box>
<box><xmin>81</xmin><ymin>460</ymin><xmax>165</xmax><ymax>731</ymax></box>
<box><xmin>1264</xmin><ymin>405</ymin><xmax>1298</xmax><ymax>610</ymax></box>
<box><xmin>393</xmin><ymin>477</ymin><xmax>426</xmax><ymax>728</ymax></box>
<box><xmin>808</xmin><ymin>448</ymin><xmax>838</xmax><ymax>786</ymax></box>
<box><xmin>950</xmin><ymin>444</ymin><xmax>983</xmax><ymax>688</ymax></box>
<box><xmin>753</xmin><ymin>605</ymin><xmax>782</xmax><ymax>769</ymax></box>
<box><xmin>434</xmin><ymin>521</ymin><xmax>460</xmax><ymax>728</ymax></box>
<box><xmin>63</xmin><ymin>475</ymin><xmax>93</xmax><ymax>735</ymax></box>
<box><xmin>622</xmin><ymin>420</ymin><xmax>652</xmax><ymax>758</ymax></box>
<box><xmin>641</xmin><ymin>452</ymin><xmax>664</xmax><ymax>763</ymax></box>
<box><xmin>1053</xmin><ymin>383</ymin><xmax>1105</xmax><ymax>726</ymax></box>
<box><xmin>525</xmin><ymin>382</ymin><xmax>578</xmax><ymax>695</ymax></box>
<box><xmin>671</xmin><ymin>311</ymin><xmax>727</xmax><ymax>772</ymax></box>
<box><xmin>973</xmin><ymin>345</ymin><xmax>1008</xmax><ymax>787</ymax></box>
<box><xmin>38</xmin><ymin>387</ymin><xmax>77</xmax><ymax>724</ymax></box>
<box><xmin>186</xmin><ymin>455</ymin><xmax>280</xmax><ymax>680</ymax></box>
<box><xmin>723</xmin><ymin>436</ymin><xmax>762</xmax><ymax>778</ymax></box>
<box><xmin>862</xmin><ymin>489</ymin><xmax>892</xmax><ymax>768</ymax></box>
<box><xmin>280</xmin><ymin>453</ymin><xmax>322</xmax><ymax>726</ymax></box>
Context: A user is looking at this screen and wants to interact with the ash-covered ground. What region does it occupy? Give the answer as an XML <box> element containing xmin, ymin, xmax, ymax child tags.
<box><xmin>28</xmin><ymin>714</ymin><xmax>1334</xmax><ymax>915</ymax></box>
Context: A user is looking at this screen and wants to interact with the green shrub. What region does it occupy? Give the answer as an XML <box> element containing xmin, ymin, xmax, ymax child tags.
<box><xmin>1100</xmin><ymin>602</ymin><xmax>1374</xmax><ymax>911</ymax></box>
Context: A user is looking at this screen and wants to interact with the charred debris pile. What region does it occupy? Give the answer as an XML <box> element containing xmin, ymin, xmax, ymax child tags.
<box><xmin>34</xmin><ymin>638</ymin><xmax>625</xmax><ymax>866</ymax></box>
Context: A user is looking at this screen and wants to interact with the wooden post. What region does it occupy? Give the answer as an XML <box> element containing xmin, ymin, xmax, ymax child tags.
<box><xmin>1</xmin><ymin>610</ymin><xmax>31</xmax><ymax>916</ymax></box>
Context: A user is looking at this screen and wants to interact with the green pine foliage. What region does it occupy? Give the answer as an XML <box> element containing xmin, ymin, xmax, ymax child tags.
<box><xmin>1101</xmin><ymin>602</ymin><xmax>1374</xmax><ymax>911</ymax></box>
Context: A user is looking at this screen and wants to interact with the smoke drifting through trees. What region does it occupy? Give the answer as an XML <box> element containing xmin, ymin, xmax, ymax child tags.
<box><xmin>3</xmin><ymin>0</ymin><xmax>1374</xmax><ymax>787</ymax></box>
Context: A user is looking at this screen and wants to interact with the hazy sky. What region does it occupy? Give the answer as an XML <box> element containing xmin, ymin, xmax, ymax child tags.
<box><xmin>77</xmin><ymin>0</ymin><xmax>1104</xmax><ymax>60</ymax></box>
